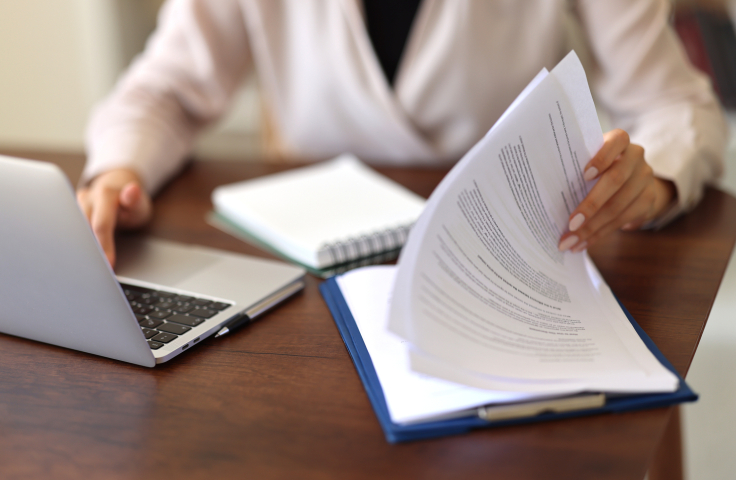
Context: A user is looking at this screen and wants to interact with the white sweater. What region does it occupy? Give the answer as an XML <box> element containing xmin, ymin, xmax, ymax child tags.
<box><xmin>84</xmin><ymin>0</ymin><xmax>727</xmax><ymax>220</ymax></box>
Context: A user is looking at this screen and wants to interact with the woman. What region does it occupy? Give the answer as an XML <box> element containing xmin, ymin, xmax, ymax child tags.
<box><xmin>77</xmin><ymin>0</ymin><xmax>727</xmax><ymax>266</ymax></box>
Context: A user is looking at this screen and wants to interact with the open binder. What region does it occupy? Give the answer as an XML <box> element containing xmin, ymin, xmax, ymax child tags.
<box><xmin>320</xmin><ymin>277</ymin><xmax>697</xmax><ymax>443</ymax></box>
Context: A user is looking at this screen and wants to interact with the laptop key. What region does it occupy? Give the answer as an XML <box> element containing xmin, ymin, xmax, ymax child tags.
<box><xmin>151</xmin><ymin>332</ymin><xmax>177</xmax><ymax>343</ymax></box>
<box><xmin>141</xmin><ymin>327</ymin><xmax>158</xmax><ymax>339</ymax></box>
<box><xmin>154</xmin><ymin>300</ymin><xmax>175</xmax><ymax>309</ymax></box>
<box><xmin>190</xmin><ymin>308</ymin><xmax>216</xmax><ymax>319</ymax></box>
<box><xmin>191</xmin><ymin>298</ymin><xmax>212</xmax><ymax>307</ymax></box>
<box><xmin>210</xmin><ymin>302</ymin><xmax>231</xmax><ymax>310</ymax></box>
<box><xmin>173</xmin><ymin>294</ymin><xmax>195</xmax><ymax>303</ymax></box>
<box><xmin>139</xmin><ymin>317</ymin><xmax>163</xmax><ymax>329</ymax></box>
<box><xmin>157</xmin><ymin>322</ymin><xmax>191</xmax><ymax>335</ymax></box>
<box><xmin>175</xmin><ymin>304</ymin><xmax>194</xmax><ymax>313</ymax></box>
<box><xmin>148</xmin><ymin>310</ymin><xmax>171</xmax><ymax>320</ymax></box>
<box><xmin>148</xmin><ymin>340</ymin><xmax>164</xmax><ymax>350</ymax></box>
<box><xmin>167</xmin><ymin>314</ymin><xmax>205</xmax><ymax>327</ymax></box>
<box><xmin>133</xmin><ymin>305</ymin><xmax>153</xmax><ymax>315</ymax></box>
<box><xmin>156</xmin><ymin>291</ymin><xmax>176</xmax><ymax>298</ymax></box>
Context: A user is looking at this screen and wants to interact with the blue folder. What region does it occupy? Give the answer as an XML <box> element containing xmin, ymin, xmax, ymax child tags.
<box><xmin>320</xmin><ymin>277</ymin><xmax>698</xmax><ymax>443</ymax></box>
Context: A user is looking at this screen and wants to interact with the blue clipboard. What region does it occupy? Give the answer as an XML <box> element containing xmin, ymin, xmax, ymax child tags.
<box><xmin>319</xmin><ymin>277</ymin><xmax>698</xmax><ymax>443</ymax></box>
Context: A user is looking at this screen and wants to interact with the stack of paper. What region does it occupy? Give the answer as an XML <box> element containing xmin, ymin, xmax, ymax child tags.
<box><xmin>320</xmin><ymin>51</ymin><xmax>692</xmax><ymax>442</ymax></box>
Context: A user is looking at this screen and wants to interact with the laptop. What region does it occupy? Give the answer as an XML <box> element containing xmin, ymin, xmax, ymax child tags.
<box><xmin>0</xmin><ymin>155</ymin><xmax>306</xmax><ymax>367</ymax></box>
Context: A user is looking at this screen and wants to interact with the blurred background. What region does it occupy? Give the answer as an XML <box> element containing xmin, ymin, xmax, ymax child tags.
<box><xmin>0</xmin><ymin>1</ymin><xmax>735</xmax><ymax>478</ymax></box>
<box><xmin>0</xmin><ymin>0</ymin><xmax>261</xmax><ymax>161</ymax></box>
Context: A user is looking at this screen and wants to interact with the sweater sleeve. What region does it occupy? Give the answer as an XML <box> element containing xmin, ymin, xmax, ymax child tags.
<box><xmin>83</xmin><ymin>0</ymin><xmax>252</xmax><ymax>194</ymax></box>
<box><xmin>577</xmin><ymin>0</ymin><xmax>728</xmax><ymax>224</ymax></box>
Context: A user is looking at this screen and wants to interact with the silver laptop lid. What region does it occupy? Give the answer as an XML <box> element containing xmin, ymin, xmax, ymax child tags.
<box><xmin>0</xmin><ymin>155</ymin><xmax>156</xmax><ymax>366</ymax></box>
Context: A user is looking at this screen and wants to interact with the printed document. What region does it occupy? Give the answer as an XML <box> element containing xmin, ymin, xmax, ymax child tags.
<box><xmin>386</xmin><ymin>51</ymin><xmax>679</xmax><ymax>394</ymax></box>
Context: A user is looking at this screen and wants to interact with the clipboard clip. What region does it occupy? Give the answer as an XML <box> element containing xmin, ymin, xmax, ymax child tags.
<box><xmin>477</xmin><ymin>393</ymin><xmax>606</xmax><ymax>422</ymax></box>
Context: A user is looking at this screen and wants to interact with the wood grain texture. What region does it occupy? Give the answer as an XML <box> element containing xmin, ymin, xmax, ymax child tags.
<box><xmin>1</xmin><ymin>154</ymin><xmax>734</xmax><ymax>480</ymax></box>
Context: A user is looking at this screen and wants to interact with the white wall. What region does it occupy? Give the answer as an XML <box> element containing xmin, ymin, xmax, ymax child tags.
<box><xmin>0</xmin><ymin>0</ymin><xmax>114</xmax><ymax>151</ymax></box>
<box><xmin>0</xmin><ymin>0</ymin><xmax>261</xmax><ymax>159</ymax></box>
<box><xmin>681</xmin><ymin>114</ymin><xmax>736</xmax><ymax>480</ymax></box>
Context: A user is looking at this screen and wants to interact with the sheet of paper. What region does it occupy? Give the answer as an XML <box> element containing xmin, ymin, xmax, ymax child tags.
<box><xmin>336</xmin><ymin>266</ymin><xmax>547</xmax><ymax>425</ymax></box>
<box><xmin>388</xmin><ymin>52</ymin><xmax>678</xmax><ymax>394</ymax></box>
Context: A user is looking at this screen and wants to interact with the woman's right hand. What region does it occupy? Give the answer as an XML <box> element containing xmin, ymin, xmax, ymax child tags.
<box><xmin>76</xmin><ymin>168</ymin><xmax>153</xmax><ymax>268</ymax></box>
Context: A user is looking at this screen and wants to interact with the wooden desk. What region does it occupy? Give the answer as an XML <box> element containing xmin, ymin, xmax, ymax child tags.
<box><xmin>1</xmin><ymin>154</ymin><xmax>735</xmax><ymax>480</ymax></box>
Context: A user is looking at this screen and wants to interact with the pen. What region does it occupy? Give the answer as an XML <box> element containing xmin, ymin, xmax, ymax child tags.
<box><xmin>215</xmin><ymin>280</ymin><xmax>305</xmax><ymax>338</ymax></box>
<box><xmin>215</xmin><ymin>312</ymin><xmax>250</xmax><ymax>337</ymax></box>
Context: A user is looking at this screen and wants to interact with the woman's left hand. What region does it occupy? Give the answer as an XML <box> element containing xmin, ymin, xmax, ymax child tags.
<box><xmin>557</xmin><ymin>129</ymin><xmax>676</xmax><ymax>253</ymax></box>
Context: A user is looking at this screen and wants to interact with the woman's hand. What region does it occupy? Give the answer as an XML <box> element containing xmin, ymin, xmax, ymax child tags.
<box><xmin>558</xmin><ymin>129</ymin><xmax>676</xmax><ymax>253</ymax></box>
<box><xmin>76</xmin><ymin>168</ymin><xmax>153</xmax><ymax>267</ymax></box>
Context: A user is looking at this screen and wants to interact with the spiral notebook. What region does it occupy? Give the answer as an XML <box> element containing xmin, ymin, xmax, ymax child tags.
<box><xmin>210</xmin><ymin>155</ymin><xmax>426</xmax><ymax>274</ymax></box>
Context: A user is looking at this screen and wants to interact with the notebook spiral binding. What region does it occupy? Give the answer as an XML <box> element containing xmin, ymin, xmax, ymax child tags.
<box><xmin>322</xmin><ymin>224</ymin><xmax>413</xmax><ymax>266</ymax></box>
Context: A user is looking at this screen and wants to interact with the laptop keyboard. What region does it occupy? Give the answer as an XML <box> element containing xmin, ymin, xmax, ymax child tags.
<box><xmin>121</xmin><ymin>283</ymin><xmax>232</xmax><ymax>350</ymax></box>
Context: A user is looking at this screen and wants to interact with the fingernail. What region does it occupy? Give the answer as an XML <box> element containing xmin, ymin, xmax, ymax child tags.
<box><xmin>558</xmin><ymin>235</ymin><xmax>579</xmax><ymax>252</ymax></box>
<box><xmin>622</xmin><ymin>223</ymin><xmax>633</xmax><ymax>231</ymax></box>
<box><xmin>584</xmin><ymin>167</ymin><xmax>598</xmax><ymax>182</ymax></box>
<box><xmin>569</xmin><ymin>213</ymin><xmax>585</xmax><ymax>232</ymax></box>
<box><xmin>571</xmin><ymin>241</ymin><xmax>588</xmax><ymax>253</ymax></box>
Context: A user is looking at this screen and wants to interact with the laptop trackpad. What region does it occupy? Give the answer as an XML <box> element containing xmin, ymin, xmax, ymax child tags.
<box><xmin>115</xmin><ymin>237</ymin><xmax>220</xmax><ymax>287</ymax></box>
